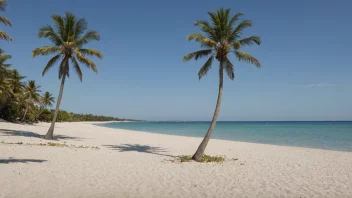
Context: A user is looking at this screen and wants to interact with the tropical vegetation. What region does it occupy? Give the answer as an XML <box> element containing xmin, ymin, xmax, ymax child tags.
<box><xmin>183</xmin><ymin>8</ymin><xmax>261</xmax><ymax>161</ymax></box>
<box><xmin>0</xmin><ymin>57</ymin><xmax>125</xmax><ymax>122</ymax></box>
<box><xmin>33</xmin><ymin>12</ymin><xmax>103</xmax><ymax>139</ymax></box>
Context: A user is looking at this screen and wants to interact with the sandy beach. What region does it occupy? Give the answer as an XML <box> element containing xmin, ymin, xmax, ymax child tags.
<box><xmin>1</xmin><ymin>122</ymin><xmax>352</xmax><ymax>198</ymax></box>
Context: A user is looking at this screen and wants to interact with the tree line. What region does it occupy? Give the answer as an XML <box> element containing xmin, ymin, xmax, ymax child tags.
<box><xmin>0</xmin><ymin>64</ymin><xmax>129</xmax><ymax>122</ymax></box>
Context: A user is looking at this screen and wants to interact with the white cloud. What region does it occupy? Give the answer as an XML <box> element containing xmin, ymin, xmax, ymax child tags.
<box><xmin>300</xmin><ymin>83</ymin><xmax>334</xmax><ymax>88</ymax></box>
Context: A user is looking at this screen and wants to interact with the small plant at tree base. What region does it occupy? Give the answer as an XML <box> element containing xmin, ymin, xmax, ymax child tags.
<box><xmin>178</xmin><ymin>155</ymin><xmax>225</xmax><ymax>163</ymax></box>
<box><xmin>47</xmin><ymin>142</ymin><xmax>68</xmax><ymax>147</ymax></box>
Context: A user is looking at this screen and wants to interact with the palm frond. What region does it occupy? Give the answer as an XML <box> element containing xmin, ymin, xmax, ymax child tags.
<box><xmin>194</xmin><ymin>20</ymin><xmax>218</xmax><ymax>41</ymax></box>
<box><xmin>74</xmin><ymin>18</ymin><xmax>88</xmax><ymax>40</ymax></box>
<box><xmin>79</xmin><ymin>48</ymin><xmax>103</xmax><ymax>59</ymax></box>
<box><xmin>224</xmin><ymin>57</ymin><xmax>234</xmax><ymax>80</ymax></box>
<box><xmin>0</xmin><ymin>16</ymin><xmax>11</xmax><ymax>26</ymax></box>
<box><xmin>32</xmin><ymin>46</ymin><xmax>62</xmax><ymax>57</ymax></box>
<box><xmin>183</xmin><ymin>49</ymin><xmax>212</xmax><ymax>62</ymax></box>
<box><xmin>64</xmin><ymin>12</ymin><xmax>76</xmax><ymax>42</ymax></box>
<box><xmin>0</xmin><ymin>31</ymin><xmax>12</xmax><ymax>41</ymax></box>
<box><xmin>0</xmin><ymin>0</ymin><xmax>8</xmax><ymax>12</ymax></box>
<box><xmin>51</xmin><ymin>15</ymin><xmax>66</xmax><ymax>41</ymax></box>
<box><xmin>234</xmin><ymin>36</ymin><xmax>261</xmax><ymax>50</ymax></box>
<box><xmin>235</xmin><ymin>51</ymin><xmax>261</xmax><ymax>67</ymax></box>
<box><xmin>228</xmin><ymin>12</ymin><xmax>243</xmax><ymax>27</ymax></box>
<box><xmin>232</xmin><ymin>20</ymin><xmax>252</xmax><ymax>38</ymax></box>
<box><xmin>187</xmin><ymin>33</ymin><xmax>216</xmax><ymax>48</ymax></box>
<box><xmin>75</xmin><ymin>30</ymin><xmax>100</xmax><ymax>47</ymax></box>
<box><xmin>38</xmin><ymin>25</ymin><xmax>63</xmax><ymax>46</ymax></box>
<box><xmin>0</xmin><ymin>53</ymin><xmax>11</xmax><ymax>63</ymax></box>
<box><xmin>71</xmin><ymin>56</ymin><xmax>83</xmax><ymax>81</ymax></box>
<box><xmin>75</xmin><ymin>49</ymin><xmax>98</xmax><ymax>72</ymax></box>
<box><xmin>42</xmin><ymin>54</ymin><xmax>61</xmax><ymax>76</ymax></box>
<box><xmin>198</xmin><ymin>56</ymin><xmax>214</xmax><ymax>79</ymax></box>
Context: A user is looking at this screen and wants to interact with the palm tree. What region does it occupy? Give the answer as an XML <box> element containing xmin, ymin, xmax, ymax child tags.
<box><xmin>0</xmin><ymin>0</ymin><xmax>12</xmax><ymax>48</ymax></box>
<box><xmin>183</xmin><ymin>8</ymin><xmax>261</xmax><ymax>161</ymax></box>
<box><xmin>35</xmin><ymin>91</ymin><xmax>55</xmax><ymax>120</ymax></box>
<box><xmin>22</xmin><ymin>80</ymin><xmax>41</xmax><ymax>122</ymax></box>
<box><xmin>33</xmin><ymin>12</ymin><xmax>103</xmax><ymax>139</ymax></box>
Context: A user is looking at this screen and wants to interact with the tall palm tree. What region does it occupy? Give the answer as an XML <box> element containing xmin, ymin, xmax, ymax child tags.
<box><xmin>35</xmin><ymin>91</ymin><xmax>55</xmax><ymax>120</ymax></box>
<box><xmin>22</xmin><ymin>80</ymin><xmax>41</xmax><ymax>122</ymax></box>
<box><xmin>33</xmin><ymin>12</ymin><xmax>103</xmax><ymax>139</ymax></box>
<box><xmin>0</xmin><ymin>0</ymin><xmax>12</xmax><ymax>47</ymax></box>
<box><xmin>183</xmin><ymin>8</ymin><xmax>261</xmax><ymax>161</ymax></box>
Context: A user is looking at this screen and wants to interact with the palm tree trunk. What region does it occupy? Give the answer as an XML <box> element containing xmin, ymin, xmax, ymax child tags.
<box><xmin>21</xmin><ymin>103</ymin><xmax>29</xmax><ymax>122</ymax></box>
<box><xmin>44</xmin><ymin>75</ymin><xmax>66</xmax><ymax>140</ymax></box>
<box><xmin>33</xmin><ymin>106</ymin><xmax>45</xmax><ymax>122</ymax></box>
<box><xmin>192</xmin><ymin>61</ymin><xmax>224</xmax><ymax>161</ymax></box>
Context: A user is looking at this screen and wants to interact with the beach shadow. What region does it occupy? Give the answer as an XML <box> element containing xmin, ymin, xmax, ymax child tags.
<box><xmin>104</xmin><ymin>144</ymin><xmax>176</xmax><ymax>158</ymax></box>
<box><xmin>0</xmin><ymin>128</ymin><xmax>81</xmax><ymax>141</ymax></box>
<box><xmin>0</xmin><ymin>157</ymin><xmax>47</xmax><ymax>164</ymax></box>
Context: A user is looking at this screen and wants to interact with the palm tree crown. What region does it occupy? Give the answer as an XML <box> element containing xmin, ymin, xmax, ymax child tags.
<box><xmin>41</xmin><ymin>91</ymin><xmax>55</xmax><ymax>107</ymax></box>
<box><xmin>24</xmin><ymin>80</ymin><xmax>41</xmax><ymax>103</ymax></box>
<box><xmin>32</xmin><ymin>12</ymin><xmax>103</xmax><ymax>81</ymax></box>
<box><xmin>183</xmin><ymin>8</ymin><xmax>261</xmax><ymax>79</ymax></box>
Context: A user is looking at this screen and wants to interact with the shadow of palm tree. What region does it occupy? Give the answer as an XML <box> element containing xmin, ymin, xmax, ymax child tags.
<box><xmin>0</xmin><ymin>128</ymin><xmax>81</xmax><ymax>141</ymax></box>
<box><xmin>104</xmin><ymin>144</ymin><xmax>176</xmax><ymax>157</ymax></box>
<box><xmin>0</xmin><ymin>157</ymin><xmax>47</xmax><ymax>164</ymax></box>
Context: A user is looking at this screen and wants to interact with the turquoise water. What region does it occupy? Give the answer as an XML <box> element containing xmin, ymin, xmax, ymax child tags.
<box><xmin>97</xmin><ymin>121</ymin><xmax>352</xmax><ymax>152</ymax></box>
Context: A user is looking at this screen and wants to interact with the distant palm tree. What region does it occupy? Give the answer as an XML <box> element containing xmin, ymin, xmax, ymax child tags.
<box><xmin>183</xmin><ymin>8</ymin><xmax>261</xmax><ymax>161</ymax></box>
<box><xmin>35</xmin><ymin>91</ymin><xmax>55</xmax><ymax>120</ymax></box>
<box><xmin>33</xmin><ymin>12</ymin><xmax>103</xmax><ymax>139</ymax></box>
<box><xmin>22</xmin><ymin>80</ymin><xmax>41</xmax><ymax>122</ymax></box>
<box><xmin>0</xmin><ymin>0</ymin><xmax>12</xmax><ymax>49</ymax></box>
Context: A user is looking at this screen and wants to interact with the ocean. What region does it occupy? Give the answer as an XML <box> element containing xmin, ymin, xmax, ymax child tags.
<box><xmin>97</xmin><ymin>121</ymin><xmax>352</xmax><ymax>152</ymax></box>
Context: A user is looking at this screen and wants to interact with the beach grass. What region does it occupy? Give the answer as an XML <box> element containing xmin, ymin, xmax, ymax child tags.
<box><xmin>178</xmin><ymin>154</ymin><xmax>225</xmax><ymax>163</ymax></box>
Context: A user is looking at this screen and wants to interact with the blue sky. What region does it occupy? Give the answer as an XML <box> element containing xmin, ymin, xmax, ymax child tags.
<box><xmin>2</xmin><ymin>0</ymin><xmax>352</xmax><ymax>121</ymax></box>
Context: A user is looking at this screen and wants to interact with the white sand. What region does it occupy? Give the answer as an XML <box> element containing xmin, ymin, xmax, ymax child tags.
<box><xmin>1</xmin><ymin>122</ymin><xmax>352</xmax><ymax>198</ymax></box>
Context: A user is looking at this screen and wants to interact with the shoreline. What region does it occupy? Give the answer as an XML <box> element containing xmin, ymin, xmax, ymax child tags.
<box><xmin>96</xmin><ymin>121</ymin><xmax>352</xmax><ymax>153</ymax></box>
<box><xmin>1</xmin><ymin>121</ymin><xmax>352</xmax><ymax>197</ymax></box>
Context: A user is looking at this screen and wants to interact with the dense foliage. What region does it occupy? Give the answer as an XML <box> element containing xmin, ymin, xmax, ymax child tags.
<box><xmin>0</xmin><ymin>54</ymin><xmax>128</xmax><ymax>123</ymax></box>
